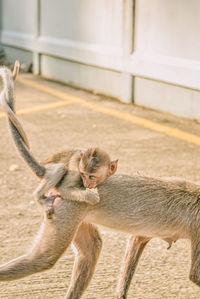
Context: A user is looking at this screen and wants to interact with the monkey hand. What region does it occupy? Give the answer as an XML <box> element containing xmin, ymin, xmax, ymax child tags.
<box><xmin>85</xmin><ymin>191</ymin><xmax>100</xmax><ymax>205</ymax></box>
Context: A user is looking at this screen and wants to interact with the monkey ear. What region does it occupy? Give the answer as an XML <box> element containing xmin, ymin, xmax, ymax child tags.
<box><xmin>80</xmin><ymin>151</ymin><xmax>84</xmax><ymax>159</ymax></box>
<box><xmin>109</xmin><ymin>159</ymin><xmax>118</xmax><ymax>175</ymax></box>
<box><xmin>92</xmin><ymin>147</ymin><xmax>99</xmax><ymax>157</ymax></box>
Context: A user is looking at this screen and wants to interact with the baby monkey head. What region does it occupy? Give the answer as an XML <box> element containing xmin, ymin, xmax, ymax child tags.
<box><xmin>79</xmin><ymin>147</ymin><xmax>118</xmax><ymax>189</ymax></box>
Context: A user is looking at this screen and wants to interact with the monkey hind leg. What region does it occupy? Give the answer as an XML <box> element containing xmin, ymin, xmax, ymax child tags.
<box><xmin>0</xmin><ymin>199</ymin><xmax>85</xmax><ymax>281</ymax></box>
<box><xmin>65</xmin><ymin>222</ymin><xmax>102</xmax><ymax>299</ymax></box>
<box><xmin>116</xmin><ymin>236</ymin><xmax>150</xmax><ymax>299</ymax></box>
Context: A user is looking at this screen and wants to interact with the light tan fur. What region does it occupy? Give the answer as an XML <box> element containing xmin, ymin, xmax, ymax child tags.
<box><xmin>0</xmin><ymin>176</ymin><xmax>200</xmax><ymax>299</ymax></box>
<box><xmin>34</xmin><ymin>149</ymin><xmax>99</xmax><ymax>217</ymax></box>
<box><xmin>36</xmin><ymin>148</ymin><xmax>118</xmax><ymax>217</ymax></box>
<box><xmin>1</xmin><ymin>63</ymin><xmax>200</xmax><ymax>299</ymax></box>
<box><xmin>0</xmin><ymin>63</ymin><xmax>118</xmax><ymax>218</ymax></box>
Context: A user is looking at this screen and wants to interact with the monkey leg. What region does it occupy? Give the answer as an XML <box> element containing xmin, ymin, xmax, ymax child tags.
<box><xmin>116</xmin><ymin>236</ymin><xmax>150</xmax><ymax>299</ymax></box>
<box><xmin>34</xmin><ymin>163</ymin><xmax>66</xmax><ymax>202</ymax></box>
<box><xmin>0</xmin><ymin>198</ymin><xmax>86</xmax><ymax>281</ymax></box>
<box><xmin>189</xmin><ymin>236</ymin><xmax>200</xmax><ymax>286</ymax></box>
<box><xmin>65</xmin><ymin>222</ymin><xmax>102</xmax><ymax>299</ymax></box>
<box><xmin>38</xmin><ymin>194</ymin><xmax>61</xmax><ymax>219</ymax></box>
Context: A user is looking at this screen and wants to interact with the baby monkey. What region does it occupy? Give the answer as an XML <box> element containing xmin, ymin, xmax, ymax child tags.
<box><xmin>36</xmin><ymin>147</ymin><xmax>118</xmax><ymax>217</ymax></box>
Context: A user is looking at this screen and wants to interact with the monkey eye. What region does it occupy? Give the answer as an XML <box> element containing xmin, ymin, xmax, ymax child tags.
<box><xmin>89</xmin><ymin>176</ymin><xmax>96</xmax><ymax>180</ymax></box>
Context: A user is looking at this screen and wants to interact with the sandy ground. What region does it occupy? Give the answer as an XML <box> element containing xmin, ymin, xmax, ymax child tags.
<box><xmin>0</xmin><ymin>74</ymin><xmax>200</xmax><ymax>298</ymax></box>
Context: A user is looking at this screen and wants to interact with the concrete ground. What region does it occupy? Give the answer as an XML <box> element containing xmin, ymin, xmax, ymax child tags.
<box><xmin>0</xmin><ymin>74</ymin><xmax>200</xmax><ymax>298</ymax></box>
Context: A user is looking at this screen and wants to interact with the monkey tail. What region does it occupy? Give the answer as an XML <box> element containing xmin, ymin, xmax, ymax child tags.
<box><xmin>0</xmin><ymin>65</ymin><xmax>29</xmax><ymax>148</ymax></box>
<box><xmin>0</xmin><ymin>61</ymin><xmax>46</xmax><ymax>178</ymax></box>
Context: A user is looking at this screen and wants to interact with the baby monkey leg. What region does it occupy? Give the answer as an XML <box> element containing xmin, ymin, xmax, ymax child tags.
<box><xmin>33</xmin><ymin>163</ymin><xmax>66</xmax><ymax>217</ymax></box>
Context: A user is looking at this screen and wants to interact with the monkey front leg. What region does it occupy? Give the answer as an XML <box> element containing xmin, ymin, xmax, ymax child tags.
<box><xmin>189</xmin><ymin>235</ymin><xmax>200</xmax><ymax>287</ymax></box>
<box><xmin>0</xmin><ymin>198</ymin><xmax>86</xmax><ymax>281</ymax></box>
<box><xmin>116</xmin><ymin>236</ymin><xmax>150</xmax><ymax>299</ymax></box>
<box><xmin>65</xmin><ymin>222</ymin><xmax>102</xmax><ymax>299</ymax></box>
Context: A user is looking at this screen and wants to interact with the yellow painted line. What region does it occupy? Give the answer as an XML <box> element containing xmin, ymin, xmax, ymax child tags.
<box><xmin>0</xmin><ymin>100</ymin><xmax>73</xmax><ymax>119</ymax></box>
<box><xmin>18</xmin><ymin>76</ymin><xmax>200</xmax><ymax>147</ymax></box>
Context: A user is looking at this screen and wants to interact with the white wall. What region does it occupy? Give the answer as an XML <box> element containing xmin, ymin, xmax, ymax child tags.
<box><xmin>133</xmin><ymin>0</ymin><xmax>200</xmax><ymax>119</ymax></box>
<box><xmin>0</xmin><ymin>0</ymin><xmax>200</xmax><ymax>119</ymax></box>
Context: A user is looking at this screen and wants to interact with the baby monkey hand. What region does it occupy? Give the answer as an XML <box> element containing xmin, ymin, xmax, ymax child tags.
<box><xmin>85</xmin><ymin>188</ymin><xmax>100</xmax><ymax>205</ymax></box>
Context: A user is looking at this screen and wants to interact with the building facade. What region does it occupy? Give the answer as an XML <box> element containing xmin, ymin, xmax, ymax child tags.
<box><xmin>0</xmin><ymin>0</ymin><xmax>200</xmax><ymax>119</ymax></box>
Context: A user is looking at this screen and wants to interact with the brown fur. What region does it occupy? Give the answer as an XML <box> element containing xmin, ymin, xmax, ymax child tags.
<box><xmin>1</xmin><ymin>62</ymin><xmax>200</xmax><ymax>298</ymax></box>
<box><xmin>0</xmin><ymin>63</ymin><xmax>118</xmax><ymax>217</ymax></box>
<box><xmin>35</xmin><ymin>147</ymin><xmax>117</xmax><ymax>217</ymax></box>
<box><xmin>81</xmin><ymin>147</ymin><xmax>111</xmax><ymax>172</ymax></box>
<box><xmin>0</xmin><ymin>64</ymin><xmax>116</xmax><ymax>214</ymax></box>
<box><xmin>0</xmin><ymin>175</ymin><xmax>200</xmax><ymax>298</ymax></box>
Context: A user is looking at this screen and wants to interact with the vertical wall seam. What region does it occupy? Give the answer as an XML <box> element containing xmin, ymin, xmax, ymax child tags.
<box><xmin>33</xmin><ymin>0</ymin><xmax>40</xmax><ymax>74</ymax></box>
<box><xmin>120</xmin><ymin>0</ymin><xmax>134</xmax><ymax>103</ymax></box>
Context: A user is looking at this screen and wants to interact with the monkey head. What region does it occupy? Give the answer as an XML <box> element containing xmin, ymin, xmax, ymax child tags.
<box><xmin>79</xmin><ymin>147</ymin><xmax>118</xmax><ymax>189</ymax></box>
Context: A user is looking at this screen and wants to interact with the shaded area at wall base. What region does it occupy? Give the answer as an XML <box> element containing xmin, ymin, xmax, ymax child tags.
<box><xmin>2</xmin><ymin>46</ymin><xmax>32</xmax><ymax>66</ymax></box>
<box><xmin>40</xmin><ymin>54</ymin><xmax>123</xmax><ymax>101</ymax></box>
<box><xmin>1</xmin><ymin>45</ymin><xmax>200</xmax><ymax>120</ymax></box>
<box><xmin>134</xmin><ymin>78</ymin><xmax>200</xmax><ymax>120</ymax></box>
<box><xmin>0</xmin><ymin>45</ymin><xmax>4</xmax><ymax>57</ymax></box>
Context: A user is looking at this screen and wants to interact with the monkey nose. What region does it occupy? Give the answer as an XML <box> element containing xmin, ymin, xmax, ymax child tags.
<box><xmin>85</xmin><ymin>183</ymin><xmax>92</xmax><ymax>189</ymax></box>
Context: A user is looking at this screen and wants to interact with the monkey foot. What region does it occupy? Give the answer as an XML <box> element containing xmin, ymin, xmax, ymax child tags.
<box><xmin>46</xmin><ymin>205</ymin><xmax>54</xmax><ymax>219</ymax></box>
<box><xmin>40</xmin><ymin>194</ymin><xmax>61</xmax><ymax>219</ymax></box>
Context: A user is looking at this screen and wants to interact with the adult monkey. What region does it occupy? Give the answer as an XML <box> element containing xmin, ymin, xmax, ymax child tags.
<box><xmin>1</xmin><ymin>64</ymin><xmax>200</xmax><ymax>299</ymax></box>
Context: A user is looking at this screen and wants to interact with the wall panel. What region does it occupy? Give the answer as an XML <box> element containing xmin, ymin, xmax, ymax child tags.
<box><xmin>0</xmin><ymin>0</ymin><xmax>200</xmax><ymax>118</ymax></box>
